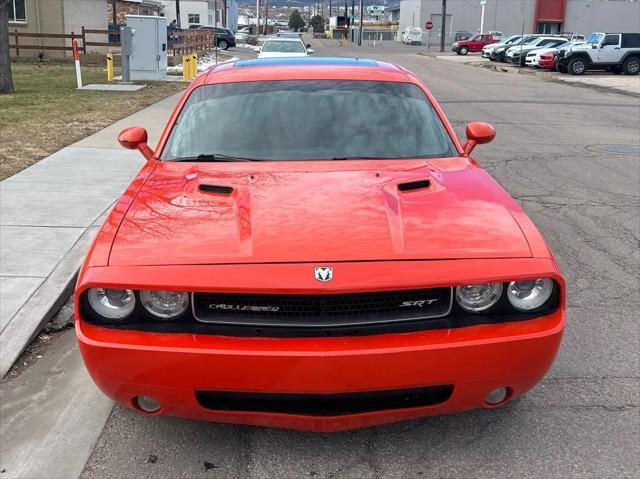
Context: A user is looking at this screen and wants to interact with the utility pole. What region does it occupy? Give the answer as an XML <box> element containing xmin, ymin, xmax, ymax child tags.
<box><xmin>344</xmin><ymin>0</ymin><xmax>347</xmax><ymax>17</ymax></box>
<box><xmin>358</xmin><ymin>0</ymin><xmax>363</xmax><ymax>45</ymax></box>
<box><xmin>439</xmin><ymin>0</ymin><xmax>446</xmax><ymax>52</ymax></box>
<box><xmin>351</xmin><ymin>0</ymin><xmax>355</xmax><ymax>42</ymax></box>
<box><xmin>329</xmin><ymin>0</ymin><xmax>331</xmax><ymax>18</ymax></box>
<box><xmin>176</xmin><ymin>0</ymin><xmax>181</xmax><ymax>29</ymax></box>
<box><xmin>256</xmin><ymin>0</ymin><xmax>260</xmax><ymax>36</ymax></box>
<box><xmin>479</xmin><ymin>0</ymin><xmax>486</xmax><ymax>33</ymax></box>
<box><xmin>264</xmin><ymin>0</ymin><xmax>268</xmax><ymax>35</ymax></box>
<box><xmin>111</xmin><ymin>0</ymin><xmax>117</xmax><ymax>29</ymax></box>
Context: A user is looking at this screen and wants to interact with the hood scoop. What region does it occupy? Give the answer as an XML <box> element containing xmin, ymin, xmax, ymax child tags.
<box><xmin>199</xmin><ymin>184</ymin><xmax>234</xmax><ymax>195</ymax></box>
<box><xmin>398</xmin><ymin>179</ymin><xmax>431</xmax><ymax>192</ymax></box>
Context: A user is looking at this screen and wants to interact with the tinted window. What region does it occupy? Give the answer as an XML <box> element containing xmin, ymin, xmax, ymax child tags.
<box><xmin>602</xmin><ymin>34</ymin><xmax>620</xmax><ymax>46</ymax></box>
<box><xmin>621</xmin><ymin>33</ymin><xmax>640</xmax><ymax>48</ymax></box>
<box><xmin>162</xmin><ymin>80</ymin><xmax>456</xmax><ymax>161</ymax></box>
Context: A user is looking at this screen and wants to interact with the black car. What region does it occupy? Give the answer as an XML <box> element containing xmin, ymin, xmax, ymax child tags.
<box><xmin>196</xmin><ymin>26</ymin><xmax>236</xmax><ymax>50</ymax></box>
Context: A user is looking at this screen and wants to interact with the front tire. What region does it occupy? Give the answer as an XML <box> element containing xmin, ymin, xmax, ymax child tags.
<box><xmin>622</xmin><ymin>57</ymin><xmax>640</xmax><ymax>75</ymax></box>
<box><xmin>218</xmin><ymin>39</ymin><xmax>229</xmax><ymax>50</ymax></box>
<box><xmin>460</xmin><ymin>46</ymin><xmax>469</xmax><ymax>55</ymax></box>
<box><xmin>568</xmin><ymin>57</ymin><xmax>587</xmax><ymax>75</ymax></box>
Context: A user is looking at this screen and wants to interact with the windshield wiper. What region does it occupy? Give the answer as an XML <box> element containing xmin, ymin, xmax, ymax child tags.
<box><xmin>174</xmin><ymin>153</ymin><xmax>263</xmax><ymax>162</ymax></box>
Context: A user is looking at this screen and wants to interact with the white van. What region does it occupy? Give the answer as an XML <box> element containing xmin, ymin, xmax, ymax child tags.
<box><xmin>402</xmin><ymin>27</ymin><xmax>423</xmax><ymax>45</ymax></box>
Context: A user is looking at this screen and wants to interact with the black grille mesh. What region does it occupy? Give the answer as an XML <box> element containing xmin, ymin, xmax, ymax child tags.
<box><xmin>193</xmin><ymin>288</ymin><xmax>451</xmax><ymax>327</ymax></box>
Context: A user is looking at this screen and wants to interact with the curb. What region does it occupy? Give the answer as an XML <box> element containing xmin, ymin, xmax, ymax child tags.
<box><xmin>0</xmin><ymin>225</ymin><xmax>99</xmax><ymax>378</ymax></box>
<box><xmin>464</xmin><ymin>60</ymin><xmax>640</xmax><ymax>98</ymax></box>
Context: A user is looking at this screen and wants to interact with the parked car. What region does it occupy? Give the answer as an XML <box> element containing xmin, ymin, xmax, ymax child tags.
<box><xmin>505</xmin><ymin>37</ymin><xmax>566</xmax><ymax>66</ymax></box>
<box><xmin>402</xmin><ymin>27</ymin><xmax>423</xmax><ymax>45</ymax></box>
<box><xmin>524</xmin><ymin>41</ymin><xmax>581</xmax><ymax>68</ymax></box>
<box><xmin>489</xmin><ymin>35</ymin><xmax>540</xmax><ymax>62</ymax></box>
<box><xmin>77</xmin><ymin>57</ymin><xmax>565</xmax><ymax>432</ymax></box>
<box><xmin>256</xmin><ymin>37</ymin><xmax>313</xmax><ymax>58</ymax></box>
<box><xmin>452</xmin><ymin>34</ymin><xmax>498</xmax><ymax>55</ymax></box>
<box><xmin>537</xmin><ymin>51</ymin><xmax>557</xmax><ymax>69</ymax></box>
<box><xmin>489</xmin><ymin>31</ymin><xmax>503</xmax><ymax>40</ymax></box>
<box><xmin>482</xmin><ymin>35</ymin><xmax>522</xmax><ymax>59</ymax></box>
<box><xmin>556</xmin><ymin>32</ymin><xmax>640</xmax><ymax>75</ymax></box>
<box><xmin>196</xmin><ymin>26</ymin><xmax>236</xmax><ymax>50</ymax></box>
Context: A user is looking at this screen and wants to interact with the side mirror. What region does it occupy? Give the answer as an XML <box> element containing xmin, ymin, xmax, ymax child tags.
<box><xmin>307</xmin><ymin>48</ymin><xmax>314</xmax><ymax>54</ymax></box>
<box><xmin>306</xmin><ymin>43</ymin><xmax>311</xmax><ymax>48</ymax></box>
<box><xmin>463</xmin><ymin>122</ymin><xmax>496</xmax><ymax>156</ymax></box>
<box><xmin>118</xmin><ymin>126</ymin><xmax>154</xmax><ymax>160</ymax></box>
<box><xmin>592</xmin><ymin>44</ymin><xmax>598</xmax><ymax>49</ymax></box>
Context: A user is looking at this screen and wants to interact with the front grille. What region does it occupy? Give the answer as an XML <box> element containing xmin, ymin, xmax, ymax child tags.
<box><xmin>195</xmin><ymin>385</ymin><xmax>454</xmax><ymax>416</ymax></box>
<box><xmin>192</xmin><ymin>288</ymin><xmax>452</xmax><ymax>328</ymax></box>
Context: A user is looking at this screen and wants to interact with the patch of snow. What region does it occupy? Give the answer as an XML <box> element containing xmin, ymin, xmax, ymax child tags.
<box><xmin>167</xmin><ymin>52</ymin><xmax>240</xmax><ymax>73</ymax></box>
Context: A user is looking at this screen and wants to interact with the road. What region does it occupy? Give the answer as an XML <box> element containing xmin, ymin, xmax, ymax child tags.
<box><xmin>6</xmin><ymin>40</ymin><xmax>640</xmax><ymax>478</ymax></box>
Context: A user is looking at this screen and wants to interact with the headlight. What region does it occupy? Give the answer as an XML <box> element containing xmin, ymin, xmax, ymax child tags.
<box><xmin>455</xmin><ymin>283</ymin><xmax>503</xmax><ymax>312</ymax></box>
<box><xmin>507</xmin><ymin>279</ymin><xmax>553</xmax><ymax>311</ymax></box>
<box><xmin>87</xmin><ymin>288</ymin><xmax>135</xmax><ymax>320</ymax></box>
<box><xmin>140</xmin><ymin>290</ymin><xmax>189</xmax><ymax>319</ymax></box>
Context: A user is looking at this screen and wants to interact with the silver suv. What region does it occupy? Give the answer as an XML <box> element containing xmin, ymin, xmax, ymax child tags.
<box><xmin>556</xmin><ymin>32</ymin><xmax>640</xmax><ymax>75</ymax></box>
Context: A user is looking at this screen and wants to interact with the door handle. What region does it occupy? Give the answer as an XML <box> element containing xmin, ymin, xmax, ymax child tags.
<box><xmin>614</xmin><ymin>47</ymin><xmax>620</xmax><ymax>50</ymax></box>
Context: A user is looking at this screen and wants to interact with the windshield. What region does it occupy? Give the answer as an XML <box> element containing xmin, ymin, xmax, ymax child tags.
<box><xmin>262</xmin><ymin>40</ymin><xmax>306</xmax><ymax>53</ymax></box>
<box><xmin>162</xmin><ymin>80</ymin><xmax>457</xmax><ymax>161</ymax></box>
<box><xmin>587</xmin><ymin>33</ymin><xmax>604</xmax><ymax>44</ymax></box>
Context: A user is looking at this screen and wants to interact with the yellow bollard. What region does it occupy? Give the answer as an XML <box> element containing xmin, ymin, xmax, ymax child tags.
<box><xmin>191</xmin><ymin>53</ymin><xmax>198</xmax><ymax>79</ymax></box>
<box><xmin>182</xmin><ymin>55</ymin><xmax>190</xmax><ymax>81</ymax></box>
<box><xmin>106</xmin><ymin>52</ymin><xmax>114</xmax><ymax>82</ymax></box>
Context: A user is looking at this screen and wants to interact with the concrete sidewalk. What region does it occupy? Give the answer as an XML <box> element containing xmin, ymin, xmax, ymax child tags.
<box><xmin>0</xmin><ymin>91</ymin><xmax>182</xmax><ymax>378</ymax></box>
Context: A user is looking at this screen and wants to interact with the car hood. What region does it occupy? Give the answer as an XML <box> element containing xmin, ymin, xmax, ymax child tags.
<box><xmin>528</xmin><ymin>47</ymin><xmax>557</xmax><ymax>56</ymax></box>
<box><xmin>108</xmin><ymin>159</ymin><xmax>532</xmax><ymax>266</ymax></box>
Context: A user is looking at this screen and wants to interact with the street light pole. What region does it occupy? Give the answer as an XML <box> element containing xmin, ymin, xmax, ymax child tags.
<box><xmin>439</xmin><ymin>0</ymin><xmax>446</xmax><ymax>52</ymax></box>
<box><xmin>175</xmin><ymin>0</ymin><xmax>181</xmax><ymax>29</ymax></box>
<box><xmin>480</xmin><ymin>0</ymin><xmax>486</xmax><ymax>33</ymax></box>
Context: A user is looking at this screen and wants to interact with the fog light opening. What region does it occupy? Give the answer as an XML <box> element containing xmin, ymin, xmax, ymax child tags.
<box><xmin>484</xmin><ymin>387</ymin><xmax>511</xmax><ymax>407</ymax></box>
<box><xmin>134</xmin><ymin>395</ymin><xmax>162</xmax><ymax>413</ymax></box>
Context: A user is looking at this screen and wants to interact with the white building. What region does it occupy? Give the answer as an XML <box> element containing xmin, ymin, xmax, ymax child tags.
<box><xmin>399</xmin><ymin>0</ymin><xmax>640</xmax><ymax>44</ymax></box>
<box><xmin>160</xmin><ymin>0</ymin><xmax>223</xmax><ymax>27</ymax></box>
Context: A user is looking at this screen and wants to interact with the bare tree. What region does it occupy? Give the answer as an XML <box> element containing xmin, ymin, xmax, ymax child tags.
<box><xmin>0</xmin><ymin>0</ymin><xmax>15</xmax><ymax>93</ymax></box>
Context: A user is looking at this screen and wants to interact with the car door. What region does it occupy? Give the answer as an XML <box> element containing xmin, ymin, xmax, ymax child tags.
<box><xmin>598</xmin><ymin>34</ymin><xmax>622</xmax><ymax>63</ymax></box>
<box><xmin>468</xmin><ymin>35</ymin><xmax>481</xmax><ymax>51</ymax></box>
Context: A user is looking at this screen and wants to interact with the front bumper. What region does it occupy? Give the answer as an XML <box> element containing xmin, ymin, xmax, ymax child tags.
<box><xmin>78</xmin><ymin>309</ymin><xmax>563</xmax><ymax>431</ymax></box>
<box><xmin>76</xmin><ymin>259</ymin><xmax>564</xmax><ymax>431</ymax></box>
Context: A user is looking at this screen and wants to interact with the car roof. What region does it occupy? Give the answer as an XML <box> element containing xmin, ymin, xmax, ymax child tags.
<box><xmin>264</xmin><ymin>36</ymin><xmax>304</xmax><ymax>42</ymax></box>
<box><xmin>199</xmin><ymin>58</ymin><xmax>411</xmax><ymax>85</ymax></box>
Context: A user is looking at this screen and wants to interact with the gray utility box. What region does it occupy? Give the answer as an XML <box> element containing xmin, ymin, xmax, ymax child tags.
<box><xmin>126</xmin><ymin>15</ymin><xmax>167</xmax><ymax>80</ymax></box>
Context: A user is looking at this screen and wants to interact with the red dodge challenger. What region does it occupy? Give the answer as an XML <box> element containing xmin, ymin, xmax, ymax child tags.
<box><xmin>76</xmin><ymin>58</ymin><xmax>564</xmax><ymax>432</ymax></box>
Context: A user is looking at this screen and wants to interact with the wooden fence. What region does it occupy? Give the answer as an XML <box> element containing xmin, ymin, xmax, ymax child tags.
<box><xmin>9</xmin><ymin>31</ymin><xmax>83</xmax><ymax>57</ymax></box>
<box><xmin>168</xmin><ymin>30</ymin><xmax>215</xmax><ymax>56</ymax></box>
<box><xmin>10</xmin><ymin>28</ymin><xmax>214</xmax><ymax>57</ymax></box>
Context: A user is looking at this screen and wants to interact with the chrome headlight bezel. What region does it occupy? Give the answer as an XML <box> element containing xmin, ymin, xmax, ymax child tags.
<box><xmin>506</xmin><ymin>279</ymin><xmax>555</xmax><ymax>312</ymax></box>
<box><xmin>455</xmin><ymin>283</ymin><xmax>504</xmax><ymax>313</ymax></box>
<box><xmin>86</xmin><ymin>288</ymin><xmax>136</xmax><ymax>320</ymax></box>
<box><xmin>140</xmin><ymin>290</ymin><xmax>190</xmax><ymax>320</ymax></box>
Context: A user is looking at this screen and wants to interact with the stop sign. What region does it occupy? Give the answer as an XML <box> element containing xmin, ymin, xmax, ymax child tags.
<box><xmin>425</xmin><ymin>21</ymin><xmax>433</xmax><ymax>30</ymax></box>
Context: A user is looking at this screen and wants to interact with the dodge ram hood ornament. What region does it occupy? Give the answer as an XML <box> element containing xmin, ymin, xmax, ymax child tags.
<box><xmin>314</xmin><ymin>267</ymin><xmax>333</xmax><ymax>282</ymax></box>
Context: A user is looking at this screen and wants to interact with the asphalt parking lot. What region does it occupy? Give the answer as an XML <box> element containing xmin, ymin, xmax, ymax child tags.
<box><xmin>4</xmin><ymin>40</ymin><xmax>640</xmax><ymax>478</ymax></box>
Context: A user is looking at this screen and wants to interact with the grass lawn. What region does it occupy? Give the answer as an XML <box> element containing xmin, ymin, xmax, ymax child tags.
<box><xmin>0</xmin><ymin>62</ymin><xmax>187</xmax><ymax>180</ymax></box>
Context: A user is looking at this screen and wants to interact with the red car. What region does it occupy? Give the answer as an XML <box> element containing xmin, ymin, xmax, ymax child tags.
<box><xmin>452</xmin><ymin>34</ymin><xmax>498</xmax><ymax>55</ymax></box>
<box><xmin>539</xmin><ymin>51</ymin><xmax>557</xmax><ymax>69</ymax></box>
<box><xmin>76</xmin><ymin>58</ymin><xmax>565</xmax><ymax>432</ymax></box>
